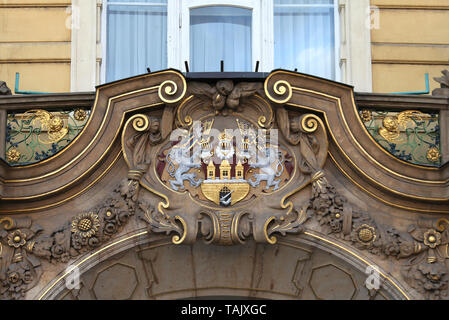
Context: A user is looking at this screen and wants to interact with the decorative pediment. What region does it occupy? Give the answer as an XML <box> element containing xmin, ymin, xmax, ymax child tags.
<box><xmin>1</xmin><ymin>70</ymin><xmax>448</xmax><ymax>300</ymax></box>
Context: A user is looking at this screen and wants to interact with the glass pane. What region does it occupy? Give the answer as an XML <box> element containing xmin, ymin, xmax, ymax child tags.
<box><xmin>274</xmin><ymin>0</ymin><xmax>336</xmax><ymax>80</ymax></box>
<box><xmin>190</xmin><ymin>6</ymin><xmax>252</xmax><ymax>72</ymax></box>
<box><xmin>106</xmin><ymin>1</ymin><xmax>167</xmax><ymax>82</ymax></box>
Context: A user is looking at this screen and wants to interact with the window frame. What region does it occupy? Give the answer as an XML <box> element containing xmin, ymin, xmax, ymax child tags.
<box><xmin>272</xmin><ymin>0</ymin><xmax>341</xmax><ymax>81</ymax></box>
<box><xmin>100</xmin><ymin>0</ymin><xmax>169</xmax><ymax>83</ymax></box>
<box><xmin>174</xmin><ymin>0</ymin><xmax>262</xmax><ymax>73</ymax></box>
<box><xmin>94</xmin><ymin>0</ymin><xmax>371</xmax><ymax>90</ymax></box>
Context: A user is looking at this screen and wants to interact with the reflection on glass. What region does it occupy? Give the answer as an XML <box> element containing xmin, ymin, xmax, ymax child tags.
<box><xmin>106</xmin><ymin>0</ymin><xmax>168</xmax><ymax>82</ymax></box>
<box><xmin>190</xmin><ymin>6</ymin><xmax>252</xmax><ymax>72</ymax></box>
<box><xmin>274</xmin><ymin>0</ymin><xmax>335</xmax><ymax>80</ymax></box>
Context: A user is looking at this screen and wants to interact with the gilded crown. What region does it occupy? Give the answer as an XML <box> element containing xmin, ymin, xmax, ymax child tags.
<box><xmin>219</xmin><ymin>131</ymin><xmax>233</xmax><ymax>142</ymax></box>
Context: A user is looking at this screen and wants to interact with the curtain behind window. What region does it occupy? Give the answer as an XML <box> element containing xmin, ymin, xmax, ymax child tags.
<box><xmin>274</xmin><ymin>0</ymin><xmax>336</xmax><ymax>80</ymax></box>
<box><xmin>106</xmin><ymin>0</ymin><xmax>167</xmax><ymax>82</ymax></box>
<box><xmin>190</xmin><ymin>6</ymin><xmax>252</xmax><ymax>72</ymax></box>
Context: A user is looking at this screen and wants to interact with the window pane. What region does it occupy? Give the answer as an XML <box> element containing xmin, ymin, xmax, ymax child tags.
<box><xmin>106</xmin><ymin>0</ymin><xmax>167</xmax><ymax>82</ymax></box>
<box><xmin>190</xmin><ymin>6</ymin><xmax>252</xmax><ymax>72</ymax></box>
<box><xmin>274</xmin><ymin>0</ymin><xmax>336</xmax><ymax>80</ymax></box>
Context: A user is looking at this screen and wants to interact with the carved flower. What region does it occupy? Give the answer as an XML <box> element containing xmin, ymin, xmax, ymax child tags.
<box><xmin>418</xmin><ymin>262</ymin><xmax>447</xmax><ymax>286</ymax></box>
<box><xmin>3</xmin><ymin>260</ymin><xmax>33</xmax><ymax>300</ymax></box>
<box><xmin>120</xmin><ymin>179</ymin><xmax>138</xmax><ymax>201</ymax></box>
<box><xmin>360</xmin><ymin>110</ymin><xmax>372</xmax><ymax>122</ymax></box>
<box><xmin>71</xmin><ymin>212</ymin><xmax>100</xmax><ymax>239</ymax></box>
<box><xmin>334</xmin><ymin>195</ymin><xmax>345</xmax><ymax>207</ymax></box>
<box><xmin>74</xmin><ymin>109</ymin><xmax>87</xmax><ymax>121</ymax></box>
<box><xmin>415</xmin><ymin>261</ymin><xmax>448</xmax><ymax>299</ymax></box>
<box><xmin>383</xmin><ymin>227</ymin><xmax>401</xmax><ymax>256</ymax></box>
<box><xmin>104</xmin><ymin>222</ymin><xmax>117</xmax><ymax>235</ymax></box>
<box><xmin>7</xmin><ymin>230</ymin><xmax>27</xmax><ymax>248</ymax></box>
<box><xmin>6</xmin><ymin>148</ymin><xmax>20</xmax><ymax>163</ymax></box>
<box><xmin>50</xmin><ymin>244</ymin><xmax>66</xmax><ymax>260</ymax></box>
<box><xmin>329</xmin><ymin>217</ymin><xmax>343</xmax><ymax>233</ymax></box>
<box><xmin>424</xmin><ymin>229</ymin><xmax>442</xmax><ymax>249</ymax></box>
<box><xmin>312</xmin><ymin>197</ymin><xmax>332</xmax><ymax>215</ymax></box>
<box><xmin>71</xmin><ymin>233</ymin><xmax>88</xmax><ymax>250</ymax></box>
<box><xmin>355</xmin><ymin>224</ymin><xmax>376</xmax><ymax>245</ymax></box>
<box><xmin>427</xmin><ymin>147</ymin><xmax>440</xmax><ymax>163</ymax></box>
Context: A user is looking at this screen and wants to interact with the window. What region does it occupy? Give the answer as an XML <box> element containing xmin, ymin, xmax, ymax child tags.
<box><xmin>94</xmin><ymin>0</ymin><xmax>372</xmax><ymax>89</ymax></box>
<box><xmin>104</xmin><ymin>0</ymin><xmax>168</xmax><ymax>82</ymax></box>
<box><xmin>178</xmin><ymin>0</ymin><xmax>260</xmax><ymax>73</ymax></box>
<box><xmin>274</xmin><ymin>0</ymin><xmax>337</xmax><ymax>80</ymax></box>
<box><xmin>190</xmin><ymin>6</ymin><xmax>252</xmax><ymax>72</ymax></box>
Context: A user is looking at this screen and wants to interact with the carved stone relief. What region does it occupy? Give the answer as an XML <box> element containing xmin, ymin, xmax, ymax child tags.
<box><xmin>0</xmin><ymin>76</ymin><xmax>447</xmax><ymax>300</ymax></box>
<box><xmin>0</xmin><ymin>81</ymin><xmax>11</xmax><ymax>96</ymax></box>
<box><xmin>432</xmin><ymin>70</ymin><xmax>449</xmax><ymax>97</ymax></box>
<box><xmin>55</xmin><ymin>240</ymin><xmax>393</xmax><ymax>300</ymax></box>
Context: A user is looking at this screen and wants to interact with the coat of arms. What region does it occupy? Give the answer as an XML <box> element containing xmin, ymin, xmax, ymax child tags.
<box><xmin>121</xmin><ymin>79</ymin><xmax>329</xmax><ymax>245</ymax></box>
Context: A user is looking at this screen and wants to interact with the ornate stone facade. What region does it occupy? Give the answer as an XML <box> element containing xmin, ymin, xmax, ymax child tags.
<box><xmin>0</xmin><ymin>70</ymin><xmax>448</xmax><ymax>300</ymax></box>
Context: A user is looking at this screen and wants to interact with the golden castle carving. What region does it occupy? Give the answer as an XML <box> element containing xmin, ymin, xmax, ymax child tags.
<box><xmin>201</xmin><ymin>159</ymin><xmax>249</xmax><ymax>206</ymax></box>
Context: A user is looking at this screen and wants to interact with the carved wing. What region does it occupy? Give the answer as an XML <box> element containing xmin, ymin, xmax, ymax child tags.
<box><xmin>187</xmin><ymin>82</ymin><xmax>217</xmax><ymax>98</ymax></box>
<box><xmin>226</xmin><ymin>82</ymin><xmax>264</xmax><ymax>108</ymax></box>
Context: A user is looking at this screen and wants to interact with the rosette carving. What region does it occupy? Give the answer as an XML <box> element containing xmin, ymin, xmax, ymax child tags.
<box><xmin>0</xmin><ymin>217</ymin><xmax>42</xmax><ymax>300</ymax></box>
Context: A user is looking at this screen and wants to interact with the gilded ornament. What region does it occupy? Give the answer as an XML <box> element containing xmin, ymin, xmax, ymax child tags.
<box><xmin>74</xmin><ymin>109</ymin><xmax>87</xmax><ymax>121</ymax></box>
<box><xmin>49</xmin><ymin>116</ymin><xmax>63</xmax><ymax>132</ymax></box>
<box><xmin>356</xmin><ymin>224</ymin><xmax>376</xmax><ymax>244</ymax></box>
<box><xmin>23</xmin><ymin>110</ymin><xmax>68</xmax><ymax>144</ymax></box>
<box><xmin>71</xmin><ymin>212</ymin><xmax>100</xmax><ymax>239</ymax></box>
<box><xmin>427</xmin><ymin>147</ymin><xmax>440</xmax><ymax>163</ymax></box>
<box><xmin>378</xmin><ymin>110</ymin><xmax>427</xmax><ymax>143</ymax></box>
<box><xmin>301</xmin><ymin>114</ymin><xmax>319</xmax><ymax>133</ymax></box>
<box><xmin>378</xmin><ymin>116</ymin><xmax>400</xmax><ymax>142</ymax></box>
<box><xmin>268</xmin><ymin>80</ymin><xmax>292</xmax><ymax>103</ymax></box>
<box><xmin>383</xmin><ymin>116</ymin><xmax>399</xmax><ymax>132</ymax></box>
<box><xmin>423</xmin><ymin>229</ymin><xmax>441</xmax><ymax>249</ymax></box>
<box><xmin>7</xmin><ymin>230</ymin><xmax>26</xmax><ymax>248</ymax></box>
<box><xmin>6</xmin><ymin>148</ymin><xmax>20</xmax><ymax>163</ymax></box>
<box><xmin>360</xmin><ymin>110</ymin><xmax>372</xmax><ymax>122</ymax></box>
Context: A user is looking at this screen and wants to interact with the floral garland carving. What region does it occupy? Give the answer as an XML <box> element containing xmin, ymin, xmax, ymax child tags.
<box><xmin>301</xmin><ymin>173</ymin><xmax>449</xmax><ymax>299</ymax></box>
<box><xmin>0</xmin><ymin>178</ymin><xmax>138</xmax><ymax>300</ymax></box>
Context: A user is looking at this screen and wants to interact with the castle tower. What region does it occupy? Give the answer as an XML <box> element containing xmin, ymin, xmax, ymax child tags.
<box><xmin>235</xmin><ymin>160</ymin><xmax>244</xmax><ymax>179</ymax></box>
<box><xmin>207</xmin><ymin>160</ymin><xmax>215</xmax><ymax>179</ymax></box>
<box><xmin>219</xmin><ymin>159</ymin><xmax>231</xmax><ymax>180</ymax></box>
